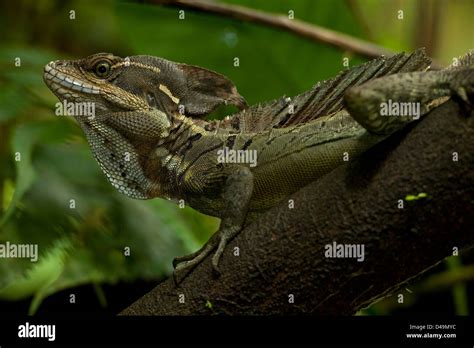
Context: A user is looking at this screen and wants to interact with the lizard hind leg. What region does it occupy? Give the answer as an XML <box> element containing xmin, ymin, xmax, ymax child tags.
<box><xmin>343</xmin><ymin>70</ymin><xmax>448</xmax><ymax>135</ymax></box>
<box><xmin>344</xmin><ymin>58</ymin><xmax>474</xmax><ymax>135</ymax></box>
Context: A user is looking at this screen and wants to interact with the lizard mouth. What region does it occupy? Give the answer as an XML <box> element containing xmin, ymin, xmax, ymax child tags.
<box><xmin>43</xmin><ymin>61</ymin><xmax>101</xmax><ymax>98</ymax></box>
<box><xmin>44</xmin><ymin>60</ymin><xmax>149</xmax><ymax>112</ymax></box>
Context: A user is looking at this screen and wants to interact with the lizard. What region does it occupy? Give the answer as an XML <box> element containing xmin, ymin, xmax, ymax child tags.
<box><xmin>43</xmin><ymin>48</ymin><xmax>474</xmax><ymax>281</ymax></box>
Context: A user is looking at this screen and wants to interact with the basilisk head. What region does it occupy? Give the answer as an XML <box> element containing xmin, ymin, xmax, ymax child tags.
<box><xmin>44</xmin><ymin>53</ymin><xmax>247</xmax><ymax>116</ymax></box>
<box><xmin>43</xmin><ymin>53</ymin><xmax>247</xmax><ymax>201</ymax></box>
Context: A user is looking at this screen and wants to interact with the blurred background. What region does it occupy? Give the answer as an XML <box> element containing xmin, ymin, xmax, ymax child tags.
<box><xmin>0</xmin><ymin>0</ymin><xmax>473</xmax><ymax>315</ymax></box>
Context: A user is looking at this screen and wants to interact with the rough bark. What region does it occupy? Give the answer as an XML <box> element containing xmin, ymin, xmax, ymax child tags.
<box><xmin>121</xmin><ymin>100</ymin><xmax>474</xmax><ymax>315</ymax></box>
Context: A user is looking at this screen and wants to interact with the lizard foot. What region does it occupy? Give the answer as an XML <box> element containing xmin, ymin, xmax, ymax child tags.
<box><xmin>172</xmin><ymin>225</ymin><xmax>241</xmax><ymax>285</ymax></box>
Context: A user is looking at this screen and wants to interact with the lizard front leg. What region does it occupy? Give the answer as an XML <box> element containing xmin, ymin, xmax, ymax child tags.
<box><xmin>173</xmin><ymin>166</ymin><xmax>254</xmax><ymax>281</ymax></box>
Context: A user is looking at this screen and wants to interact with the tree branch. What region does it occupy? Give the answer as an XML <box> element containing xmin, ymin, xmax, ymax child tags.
<box><xmin>121</xmin><ymin>99</ymin><xmax>474</xmax><ymax>315</ymax></box>
<box><xmin>150</xmin><ymin>0</ymin><xmax>394</xmax><ymax>58</ymax></box>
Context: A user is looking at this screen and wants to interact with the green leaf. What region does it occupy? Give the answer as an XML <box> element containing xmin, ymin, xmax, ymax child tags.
<box><xmin>0</xmin><ymin>237</ymin><xmax>71</xmax><ymax>302</ymax></box>
<box><xmin>0</xmin><ymin>119</ymin><xmax>77</xmax><ymax>229</ymax></box>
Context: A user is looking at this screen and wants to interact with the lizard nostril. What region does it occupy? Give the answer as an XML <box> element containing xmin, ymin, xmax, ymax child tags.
<box><xmin>55</xmin><ymin>60</ymin><xmax>68</xmax><ymax>67</ymax></box>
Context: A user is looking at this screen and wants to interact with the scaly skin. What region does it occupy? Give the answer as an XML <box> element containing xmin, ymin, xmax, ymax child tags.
<box><xmin>43</xmin><ymin>49</ymin><xmax>474</xmax><ymax>281</ymax></box>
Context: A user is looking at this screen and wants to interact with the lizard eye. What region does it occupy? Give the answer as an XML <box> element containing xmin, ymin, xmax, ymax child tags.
<box><xmin>94</xmin><ymin>61</ymin><xmax>111</xmax><ymax>78</ymax></box>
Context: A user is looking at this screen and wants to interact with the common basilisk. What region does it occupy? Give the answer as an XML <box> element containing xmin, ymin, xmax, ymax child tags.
<box><xmin>43</xmin><ymin>49</ymin><xmax>473</xmax><ymax>280</ymax></box>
